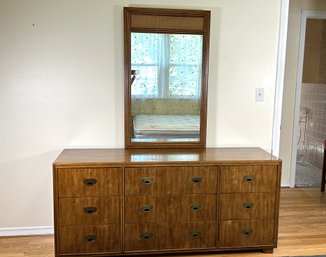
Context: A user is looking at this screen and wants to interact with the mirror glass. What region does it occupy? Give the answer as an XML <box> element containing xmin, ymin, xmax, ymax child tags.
<box><xmin>124</xmin><ymin>7</ymin><xmax>210</xmax><ymax>148</ymax></box>
<box><xmin>130</xmin><ymin>32</ymin><xmax>203</xmax><ymax>143</ymax></box>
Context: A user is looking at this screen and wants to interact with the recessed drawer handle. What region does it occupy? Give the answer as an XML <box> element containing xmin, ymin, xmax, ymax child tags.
<box><xmin>243</xmin><ymin>203</ymin><xmax>254</xmax><ymax>209</ymax></box>
<box><xmin>84</xmin><ymin>234</ymin><xmax>97</xmax><ymax>243</ymax></box>
<box><xmin>140</xmin><ymin>177</ymin><xmax>153</xmax><ymax>185</ymax></box>
<box><xmin>140</xmin><ymin>232</ymin><xmax>154</xmax><ymax>240</ymax></box>
<box><xmin>83</xmin><ymin>207</ymin><xmax>97</xmax><ymax>214</ymax></box>
<box><xmin>190</xmin><ymin>231</ymin><xmax>201</xmax><ymax>239</ymax></box>
<box><xmin>242</xmin><ymin>228</ymin><xmax>253</xmax><ymax>236</ymax></box>
<box><xmin>83</xmin><ymin>178</ymin><xmax>97</xmax><ymax>186</ymax></box>
<box><xmin>191</xmin><ymin>176</ymin><xmax>203</xmax><ymax>184</ymax></box>
<box><xmin>190</xmin><ymin>203</ymin><xmax>202</xmax><ymax>211</ymax></box>
<box><xmin>243</xmin><ymin>175</ymin><xmax>256</xmax><ymax>183</ymax></box>
<box><xmin>140</xmin><ymin>205</ymin><xmax>154</xmax><ymax>213</ymax></box>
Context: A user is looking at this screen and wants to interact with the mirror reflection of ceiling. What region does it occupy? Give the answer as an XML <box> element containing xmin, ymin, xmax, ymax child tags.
<box><xmin>130</xmin><ymin>33</ymin><xmax>203</xmax><ymax>142</ymax></box>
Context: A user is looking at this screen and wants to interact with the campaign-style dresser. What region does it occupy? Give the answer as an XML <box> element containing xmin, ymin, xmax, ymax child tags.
<box><xmin>53</xmin><ymin>147</ymin><xmax>282</xmax><ymax>257</ymax></box>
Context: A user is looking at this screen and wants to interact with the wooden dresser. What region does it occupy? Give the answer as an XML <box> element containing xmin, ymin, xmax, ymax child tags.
<box><xmin>53</xmin><ymin>147</ymin><xmax>282</xmax><ymax>257</ymax></box>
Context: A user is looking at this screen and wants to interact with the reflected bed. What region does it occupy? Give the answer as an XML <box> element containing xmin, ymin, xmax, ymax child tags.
<box><xmin>133</xmin><ymin>114</ymin><xmax>200</xmax><ymax>138</ymax></box>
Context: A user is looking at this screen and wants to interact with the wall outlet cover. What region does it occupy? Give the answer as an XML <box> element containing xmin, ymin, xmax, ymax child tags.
<box><xmin>255</xmin><ymin>88</ymin><xmax>264</xmax><ymax>101</ymax></box>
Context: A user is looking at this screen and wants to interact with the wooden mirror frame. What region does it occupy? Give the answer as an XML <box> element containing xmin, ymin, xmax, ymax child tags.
<box><xmin>124</xmin><ymin>7</ymin><xmax>210</xmax><ymax>149</ymax></box>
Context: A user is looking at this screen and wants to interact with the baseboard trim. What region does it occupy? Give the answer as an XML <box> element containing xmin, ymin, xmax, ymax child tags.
<box><xmin>0</xmin><ymin>226</ymin><xmax>54</xmax><ymax>237</ymax></box>
<box><xmin>281</xmin><ymin>181</ymin><xmax>291</xmax><ymax>187</ymax></box>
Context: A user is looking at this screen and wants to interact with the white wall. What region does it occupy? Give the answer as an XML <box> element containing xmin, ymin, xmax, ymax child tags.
<box><xmin>0</xmin><ymin>0</ymin><xmax>282</xmax><ymax>232</ymax></box>
<box><xmin>279</xmin><ymin>0</ymin><xmax>326</xmax><ymax>186</ymax></box>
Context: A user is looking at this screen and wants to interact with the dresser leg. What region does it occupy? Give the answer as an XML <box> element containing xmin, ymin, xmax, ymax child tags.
<box><xmin>262</xmin><ymin>248</ymin><xmax>273</xmax><ymax>254</ymax></box>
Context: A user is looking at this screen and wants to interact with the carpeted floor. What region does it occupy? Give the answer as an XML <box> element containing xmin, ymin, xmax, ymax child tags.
<box><xmin>295</xmin><ymin>162</ymin><xmax>321</xmax><ymax>188</ymax></box>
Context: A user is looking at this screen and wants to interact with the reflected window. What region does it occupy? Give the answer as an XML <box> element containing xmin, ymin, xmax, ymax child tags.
<box><xmin>131</xmin><ymin>33</ymin><xmax>203</xmax><ymax>99</ymax></box>
<box><xmin>124</xmin><ymin>7</ymin><xmax>210</xmax><ymax>148</ymax></box>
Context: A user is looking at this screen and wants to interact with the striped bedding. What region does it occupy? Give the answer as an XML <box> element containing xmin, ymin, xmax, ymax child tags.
<box><xmin>133</xmin><ymin>114</ymin><xmax>200</xmax><ymax>138</ymax></box>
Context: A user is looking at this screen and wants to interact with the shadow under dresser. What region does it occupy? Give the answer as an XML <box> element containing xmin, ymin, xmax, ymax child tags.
<box><xmin>53</xmin><ymin>147</ymin><xmax>282</xmax><ymax>257</ymax></box>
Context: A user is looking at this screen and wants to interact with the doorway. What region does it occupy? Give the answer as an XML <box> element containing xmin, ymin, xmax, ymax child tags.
<box><xmin>292</xmin><ymin>11</ymin><xmax>326</xmax><ymax>187</ymax></box>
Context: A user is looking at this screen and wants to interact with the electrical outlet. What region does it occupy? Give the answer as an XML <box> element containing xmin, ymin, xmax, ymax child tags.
<box><xmin>255</xmin><ymin>88</ymin><xmax>264</xmax><ymax>101</ymax></box>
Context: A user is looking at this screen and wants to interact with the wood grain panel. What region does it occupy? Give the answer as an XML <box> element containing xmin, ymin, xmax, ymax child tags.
<box><xmin>104</xmin><ymin>167</ymin><xmax>122</xmax><ymax>195</ymax></box>
<box><xmin>130</xmin><ymin>14</ymin><xmax>204</xmax><ymax>31</ymax></box>
<box><xmin>59</xmin><ymin>225</ymin><xmax>121</xmax><ymax>254</ymax></box>
<box><xmin>105</xmin><ymin>196</ymin><xmax>121</xmax><ymax>224</ymax></box>
<box><xmin>219</xmin><ymin>220</ymin><xmax>274</xmax><ymax>247</ymax></box>
<box><xmin>124</xmin><ymin>223</ymin><xmax>169</xmax><ymax>251</ymax></box>
<box><xmin>124</xmin><ymin>195</ymin><xmax>170</xmax><ymax>223</ymax></box>
<box><xmin>320</xmin><ymin>20</ymin><xmax>326</xmax><ymax>83</ymax></box>
<box><xmin>59</xmin><ymin>197</ymin><xmax>104</xmax><ymax>225</ymax></box>
<box><xmin>58</xmin><ymin>168</ymin><xmax>105</xmax><ymax>197</ymax></box>
<box><xmin>57</xmin><ymin>167</ymin><xmax>121</xmax><ymax>197</ymax></box>
<box><xmin>302</xmin><ymin>19</ymin><xmax>326</xmax><ymax>84</ymax></box>
<box><xmin>5</xmin><ymin>188</ymin><xmax>326</xmax><ymax>257</ymax></box>
<box><xmin>124</xmin><ymin>222</ymin><xmax>216</xmax><ymax>252</ymax></box>
<box><xmin>52</xmin><ymin>147</ymin><xmax>281</xmax><ymax>256</ymax></box>
<box><xmin>179</xmin><ymin>194</ymin><xmax>217</xmax><ymax>222</ymax></box>
<box><xmin>172</xmin><ymin>222</ymin><xmax>216</xmax><ymax>249</ymax></box>
<box><xmin>125</xmin><ymin>166</ymin><xmax>217</xmax><ymax>195</ymax></box>
<box><xmin>219</xmin><ymin>193</ymin><xmax>275</xmax><ymax>220</ymax></box>
<box><xmin>219</xmin><ymin>165</ymin><xmax>277</xmax><ymax>193</ymax></box>
<box><xmin>59</xmin><ymin>196</ymin><xmax>120</xmax><ymax>225</ymax></box>
<box><xmin>124</xmin><ymin>194</ymin><xmax>216</xmax><ymax>223</ymax></box>
<box><xmin>53</xmin><ymin>148</ymin><xmax>279</xmax><ymax>166</ymax></box>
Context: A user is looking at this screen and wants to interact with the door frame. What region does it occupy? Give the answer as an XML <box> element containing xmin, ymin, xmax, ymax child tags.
<box><xmin>289</xmin><ymin>10</ymin><xmax>326</xmax><ymax>187</ymax></box>
<box><xmin>272</xmin><ymin>0</ymin><xmax>289</xmax><ymax>158</ymax></box>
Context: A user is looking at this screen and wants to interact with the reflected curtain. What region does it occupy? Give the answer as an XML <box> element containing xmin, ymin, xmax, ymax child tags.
<box><xmin>131</xmin><ymin>33</ymin><xmax>202</xmax><ymax>100</ymax></box>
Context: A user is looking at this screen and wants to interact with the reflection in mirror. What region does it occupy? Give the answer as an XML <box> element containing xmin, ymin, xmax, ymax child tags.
<box><xmin>130</xmin><ymin>33</ymin><xmax>203</xmax><ymax>143</ymax></box>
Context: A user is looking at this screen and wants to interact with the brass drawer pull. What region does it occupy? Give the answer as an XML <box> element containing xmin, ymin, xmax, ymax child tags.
<box><xmin>243</xmin><ymin>203</ymin><xmax>254</xmax><ymax>209</ymax></box>
<box><xmin>84</xmin><ymin>234</ymin><xmax>97</xmax><ymax>243</ymax></box>
<box><xmin>190</xmin><ymin>203</ymin><xmax>202</xmax><ymax>211</ymax></box>
<box><xmin>190</xmin><ymin>231</ymin><xmax>201</xmax><ymax>239</ymax></box>
<box><xmin>243</xmin><ymin>175</ymin><xmax>256</xmax><ymax>183</ymax></box>
<box><xmin>83</xmin><ymin>207</ymin><xmax>97</xmax><ymax>214</ymax></box>
<box><xmin>140</xmin><ymin>177</ymin><xmax>153</xmax><ymax>185</ymax></box>
<box><xmin>242</xmin><ymin>228</ymin><xmax>253</xmax><ymax>236</ymax></box>
<box><xmin>140</xmin><ymin>205</ymin><xmax>154</xmax><ymax>213</ymax></box>
<box><xmin>191</xmin><ymin>176</ymin><xmax>203</xmax><ymax>184</ymax></box>
<box><xmin>83</xmin><ymin>178</ymin><xmax>97</xmax><ymax>186</ymax></box>
<box><xmin>140</xmin><ymin>232</ymin><xmax>154</xmax><ymax>240</ymax></box>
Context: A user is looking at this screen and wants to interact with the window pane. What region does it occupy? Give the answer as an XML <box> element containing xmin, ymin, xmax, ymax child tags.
<box><xmin>169</xmin><ymin>65</ymin><xmax>201</xmax><ymax>97</ymax></box>
<box><xmin>131</xmin><ymin>33</ymin><xmax>203</xmax><ymax>99</ymax></box>
<box><xmin>131</xmin><ymin>33</ymin><xmax>161</xmax><ymax>98</ymax></box>
<box><xmin>131</xmin><ymin>65</ymin><xmax>158</xmax><ymax>97</ymax></box>
<box><xmin>169</xmin><ymin>34</ymin><xmax>202</xmax><ymax>98</ymax></box>
<box><xmin>169</xmin><ymin>35</ymin><xmax>203</xmax><ymax>65</ymax></box>
<box><xmin>131</xmin><ymin>33</ymin><xmax>159</xmax><ymax>65</ymax></box>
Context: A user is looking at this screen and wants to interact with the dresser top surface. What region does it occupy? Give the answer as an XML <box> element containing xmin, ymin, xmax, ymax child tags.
<box><xmin>53</xmin><ymin>147</ymin><xmax>280</xmax><ymax>167</ymax></box>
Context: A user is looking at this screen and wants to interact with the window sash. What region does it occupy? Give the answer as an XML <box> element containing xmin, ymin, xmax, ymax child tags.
<box><xmin>131</xmin><ymin>33</ymin><xmax>202</xmax><ymax>99</ymax></box>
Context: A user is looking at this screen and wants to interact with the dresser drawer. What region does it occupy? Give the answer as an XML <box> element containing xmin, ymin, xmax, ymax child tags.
<box><xmin>172</xmin><ymin>222</ymin><xmax>216</xmax><ymax>249</ymax></box>
<box><xmin>219</xmin><ymin>166</ymin><xmax>277</xmax><ymax>193</ymax></box>
<box><xmin>124</xmin><ymin>223</ymin><xmax>169</xmax><ymax>251</ymax></box>
<box><xmin>219</xmin><ymin>220</ymin><xmax>274</xmax><ymax>247</ymax></box>
<box><xmin>57</xmin><ymin>167</ymin><xmax>121</xmax><ymax>197</ymax></box>
<box><xmin>124</xmin><ymin>222</ymin><xmax>216</xmax><ymax>252</ymax></box>
<box><xmin>59</xmin><ymin>225</ymin><xmax>121</xmax><ymax>254</ymax></box>
<box><xmin>125</xmin><ymin>194</ymin><xmax>216</xmax><ymax>223</ymax></box>
<box><xmin>125</xmin><ymin>166</ymin><xmax>217</xmax><ymax>195</ymax></box>
<box><xmin>59</xmin><ymin>196</ymin><xmax>120</xmax><ymax>225</ymax></box>
<box><xmin>220</xmin><ymin>193</ymin><xmax>275</xmax><ymax>220</ymax></box>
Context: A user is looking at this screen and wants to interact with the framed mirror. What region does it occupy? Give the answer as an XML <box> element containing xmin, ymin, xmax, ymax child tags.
<box><xmin>124</xmin><ymin>7</ymin><xmax>210</xmax><ymax>149</ymax></box>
